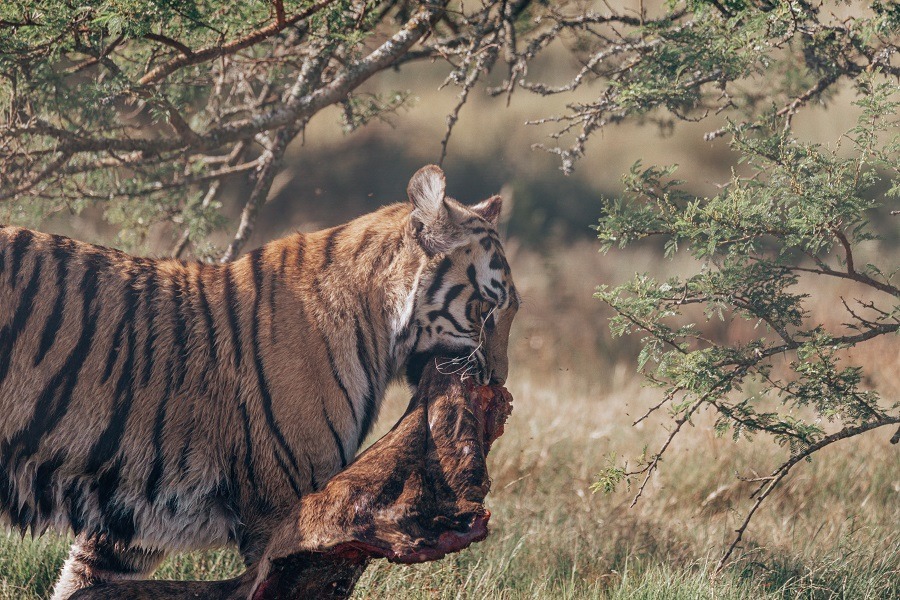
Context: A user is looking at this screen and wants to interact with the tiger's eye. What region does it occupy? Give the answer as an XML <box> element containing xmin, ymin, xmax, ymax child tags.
<box><xmin>482</xmin><ymin>302</ymin><xmax>496</xmax><ymax>329</ymax></box>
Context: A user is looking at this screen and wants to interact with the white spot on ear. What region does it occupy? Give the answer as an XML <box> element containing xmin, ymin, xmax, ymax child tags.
<box><xmin>407</xmin><ymin>165</ymin><xmax>447</xmax><ymax>224</ymax></box>
<box><xmin>407</xmin><ymin>165</ymin><xmax>466</xmax><ymax>255</ymax></box>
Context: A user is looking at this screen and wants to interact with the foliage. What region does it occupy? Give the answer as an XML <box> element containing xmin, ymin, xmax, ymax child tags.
<box><xmin>0</xmin><ymin>0</ymin><xmax>454</xmax><ymax>253</ymax></box>
<box><xmin>4</xmin><ymin>2</ymin><xmax>897</xmax><ymax>254</ymax></box>
<box><xmin>593</xmin><ymin>75</ymin><xmax>899</xmax><ymax>569</ymax></box>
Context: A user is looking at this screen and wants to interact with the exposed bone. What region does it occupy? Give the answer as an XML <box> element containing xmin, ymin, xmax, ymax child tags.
<box><xmin>71</xmin><ymin>359</ymin><xmax>513</xmax><ymax>600</ymax></box>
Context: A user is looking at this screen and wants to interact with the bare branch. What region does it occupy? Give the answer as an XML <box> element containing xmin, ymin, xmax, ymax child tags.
<box><xmin>219</xmin><ymin>124</ymin><xmax>301</xmax><ymax>263</ymax></box>
<box><xmin>715</xmin><ymin>417</ymin><xmax>900</xmax><ymax>573</ymax></box>
<box><xmin>786</xmin><ymin>264</ymin><xmax>900</xmax><ymax>297</ymax></box>
<box><xmin>705</xmin><ymin>72</ymin><xmax>842</xmax><ymax>141</ymax></box>
<box><xmin>172</xmin><ymin>141</ymin><xmax>249</xmax><ymax>258</ymax></box>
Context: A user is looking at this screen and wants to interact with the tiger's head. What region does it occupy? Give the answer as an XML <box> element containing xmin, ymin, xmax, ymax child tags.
<box><xmin>405</xmin><ymin>165</ymin><xmax>518</xmax><ymax>387</ymax></box>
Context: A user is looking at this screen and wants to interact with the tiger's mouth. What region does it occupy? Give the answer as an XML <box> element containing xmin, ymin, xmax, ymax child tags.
<box><xmin>405</xmin><ymin>344</ymin><xmax>488</xmax><ymax>387</ymax></box>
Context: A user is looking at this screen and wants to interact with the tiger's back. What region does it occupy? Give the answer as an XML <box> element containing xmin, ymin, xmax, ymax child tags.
<box><xmin>0</xmin><ymin>226</ymin><xmax>269</xmax><ymax>551</ymax></box>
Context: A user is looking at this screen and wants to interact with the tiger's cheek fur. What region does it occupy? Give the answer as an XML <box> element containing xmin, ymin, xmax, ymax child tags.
<box><xmin>407</xmin><ymin>222</ymin><xmax>517</xmax><ymax>386</ymax></box>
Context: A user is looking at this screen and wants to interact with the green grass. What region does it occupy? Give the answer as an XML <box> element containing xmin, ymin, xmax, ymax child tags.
<box><xmin>3</xmin><ymin>530</ymin><xmax>897</xmax><ymax>599</ymax></box>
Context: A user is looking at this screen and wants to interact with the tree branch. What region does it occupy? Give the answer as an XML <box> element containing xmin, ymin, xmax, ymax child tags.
<box><xmin>138</xmin><ymin>0</ymin><xmax>336</xmax><ymax>85</ymax></box>
<box><xmin>144</xmin><ymin>32</ymin><xmax>194</xmax><ymax>58</ymax></box>
<box><xmin>219</xmin><ymin>124</ymin><xmax>300</xmax><ymax>263</ymax></box>
<box><xmin>715</xmin><ymin>416</ymin><xmax>900</xmax><ymax>573</ymax></box>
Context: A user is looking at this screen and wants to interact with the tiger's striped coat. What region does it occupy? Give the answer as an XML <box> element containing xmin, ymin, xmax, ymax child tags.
<box><xmin>0</xmin><ymin>165</ymin><xmax>518</xmax><ymax>598</ymax></box>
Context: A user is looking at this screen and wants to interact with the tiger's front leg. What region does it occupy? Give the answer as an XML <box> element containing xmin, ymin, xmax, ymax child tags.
<box><xmin>51</xmin><ymin>533</ymin><xmax>166</xmax><ymax>600</ymax></box>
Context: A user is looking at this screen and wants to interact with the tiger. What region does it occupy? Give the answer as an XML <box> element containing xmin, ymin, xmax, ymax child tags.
<box><xmin>0</xmin><ymin>164</ymin><xmax>519</xmax><ymax>599</ymax></box>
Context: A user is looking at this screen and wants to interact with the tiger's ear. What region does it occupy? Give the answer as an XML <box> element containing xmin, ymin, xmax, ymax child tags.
<box><xmin>470</xmin><ymin>195</ymin><xmax>502</xmax><ymax>225</ymax></box>
<box><xmin>408</xmin><ymin>165</ymin><xmax>464</xmax><ymax>255</ymax></box>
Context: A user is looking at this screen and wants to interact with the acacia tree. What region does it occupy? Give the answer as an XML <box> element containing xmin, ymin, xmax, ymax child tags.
<box><xmin>593</xmin><ymin>83</ymin><xmax>899</xmax><ymax>570</ymax></box>
<box><xmin>2</xmin><ymin>0</ymin><xmax>898</xmax><ymax>571</ymax></box>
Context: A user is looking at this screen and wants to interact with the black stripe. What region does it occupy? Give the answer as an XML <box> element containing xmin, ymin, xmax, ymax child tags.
<box><xmin>0</xmin><ymin>464</ymin><xmax>12</xmax><ymax>523</ymax></box>
<box><xmin>85</xmin><ymin>270</ymin><xmax>141</xmax><ymax>475</ymax></box>
<box><xmin>310</xmin><ymin>244</ymin><xmax>359</xmax><ymax>427</ymax></box>
<box><xmin>176</xmin><ymin>278</ymin><xmax>197</xmax><ymax>475</ymax></box>
<box><xmin>96</xmin><ymin>457</ymin><xmax>136</xmax><ymax>545</ymax></box>
<box><xmin>427</xmin><ymin>308</ymin><xmax>470</xmax><ymax>334</ymax></box>
<box><xmin>0</xmin><ymin>255</ymin><xmax>43</xmax><ymax>384</ymax></box>
<box><xmin>34</xmin><ymin>451</ymin><xmax>66</xmax><ymax>521</ymax></box>
<box><xmin>308</xmin><ymin>455</ymin><xmax>318</xmax><ymax>492</ymax></box>
<box><xmin>141</xmin><ymin>267</ymin><xmax>158</xmax><ymax>386</ymax></box>
<box><xmin>104</xmin><ymin>503</ymin><xmax>136</xmax><ymax>545</ymax></box>
<box><xmin>490</xmin><ymin>277</ymin><xmax>507</xmax><ymax>304</ymax></box>
<box><xmin>295</xmin><ymin>236</ymin><xmax>306</xmax><ymax>271</ymax></box>
<box><xmin>196</xmin><ymin>265</ymin><xmax>217</xmax><ymax>363</ymax></box>
<box><xmin>489</xmin><ymin>252</ymin><xmax>505</xmax><ymax>270</ymax></box>
<box><xmin>227</xmin><ymin>458</ymin><xmax>242</xmax><ymax>510</ymax></box>
<box><xmin>426</xmin><ymin>283</ymin><xmax>470</xmax><ymax>334</ymax></box>
<box><xmin>176</xmin><ymin>269</ymin><xmax>199</xmax><ymax>471</ymax></box>
<box><xmin>435</xmin><ymin>329</ymin><xmax>471</xmax><ymax>342</ymax></box>
<box><xmin>466</xmin><ymin>264</ymin><xmax>483</xmax><ymax>300</ymax></box>
<box><xmin>170</xmin><ymin>270</ymin><xmax>189</xmax><ymax>390</ymax></box>
<box><xmin>393</xmin><ymin>311</ymin><xmax>421</xmax><ymax>376</ymax></box>
<box><xmin>322</xmin><ymin>401</ymin><xmax>348</xmax><ymax>469</ymax></box>
<box><xmin>270</xmin><ymin>248</ymin><xmax>287</xmax><ymax>343</ymax></box>
<box><xmin>63</xmin><ymin>480</ymin><xmax>86</xmax><ymax>535</ymax></box>
<box><xmin>166</xmin><ymin>496</ymin><xmax>179</xmax><ymax>516</ymax></box>
<box><xmin>353</xmin><ymin>229</ymin><xmax>375</xmax><ymax>261</ymax></box>
<box><xmin>393</xmin><ymin>295</ymin><xmax>419</xmax><ymax>352</ymax></box>
<box><xmin>322</xmin><ymin>224</ymin><xmax>347</xmax><ymax>269</ymax></box>
<box><xmin>146</xmin><ymin>358</ymin><xmax>174</xmax><ymax>504</ymax></box>
<box><xmin>177</xmin><ymin>418</ymin><xmax>194</xmax><ymax>475</ymax></box>
<box><xmin>237</xmin><ymin>402</ymin><xmax>260</xmax><ymax>495</ymax></box>
<box><xmin>361</xmin><ymin>301</ymin><xmax>381</xmax><ymax>381</ymax></box>
<box><xmin>371</xmin><ymin>231</ymin><xmax>402</xmax><ymax>273</ymax></box>
<box><xmin>8</xmin><ymin>228</ymin><xmax>33</xmax><ymax>288</ymax></box>
<box><xmin>426</xmin><ymin>257</ymin><xmax>453</xmax><ymax>302</ymax></box>
<box><xmin>354</xmin><ymin>319</ymin><xmax>379</xmax><ymax>448</ymax></box>
<box><xmin>96</xmin><ymin>455</ymin><xmax>122</xmax><ymax>515</ymax></box>
<box><xmin>34</xmin><ymin>241</ymin><xmax>70</xmax><ymax>367</ymax></box>
<box><xmin>465</xmin><ymin>293</ymin><xmax>480</xmax><ymax>322</ymax></box>
<box><xmin>4</xmin><ymin>254</ymin><xmax>106</xmax><ymax>464</ymax></box>
<box><xmin>222</xmin><ymin>264</ymin><xmax>243</xmax><ymax>369</ymax></box>
<box><xmin>101</xmin><ymin>276</ymin><xmax>136</xmax><ymax>384</ymax></box>
<box><xmin>441</xmin><ymin>283</ymin><xmax>466</xmax><ymax>309</ymax></box>
<box><xmin>273</xmin><ymin>451</ymin><xmax>305</xmax><ymax>498</ymax></box>
<box><xmin>323</xmin><ymin>338</ymin><xmax>359</xmax><ymax>426</ymax></box>
<box><xmin>175</xmin><ymin>270</ymin><xmax>200</xmax><ymax>474</ymax></box>
<box><xmin>249</xmin><ymin>249</ymin><xmax>305</xmax><ymax>496</ymax></box>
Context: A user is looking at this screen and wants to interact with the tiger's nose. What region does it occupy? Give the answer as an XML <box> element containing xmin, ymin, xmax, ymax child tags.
<box><xmin>489</xmin><ymin>372</ymin><xmax>506</xmax><ymax>386</ymax></box>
